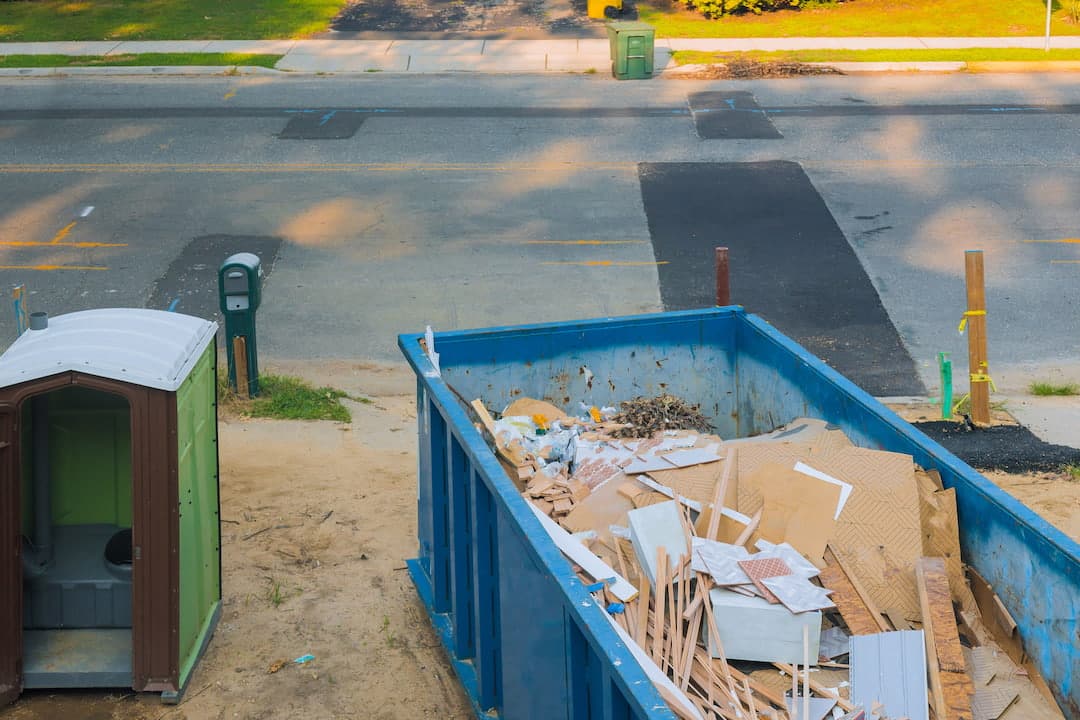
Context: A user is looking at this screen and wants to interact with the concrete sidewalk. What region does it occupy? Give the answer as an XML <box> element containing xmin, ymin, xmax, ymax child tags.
<box><xmin>3</xmin><ymin>36</ymin><xmax>1080</xmax><ymax>74</ymax></box>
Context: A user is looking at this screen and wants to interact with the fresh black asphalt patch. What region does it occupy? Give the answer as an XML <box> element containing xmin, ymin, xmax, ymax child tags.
<box><xmin>638</xmin><ymin>160</ymin><xmax>924</xmax><ymax>397</ymax></box>
<box><xmin>913</xmin><ymin>421</ymin><xmax>1080</xmax><ymax>473</ymax></box>
<box><xmin>146</xmin><ymin>234</ymin><xmax>283</xmax><ymax>324</ymax></box>
<box><xmin>688</xmin><ymin>91</ymin><xmax>782</xmax><ymax>140</ymax></box>
<box><xmin>279</xmin><ymin>111</ymin><xmax>366</xmax><ymax>140</ymax></box>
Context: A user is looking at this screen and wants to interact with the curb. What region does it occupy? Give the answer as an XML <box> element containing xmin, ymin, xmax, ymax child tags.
<box><xmin>0</xmin><ymin>65</ymin><xmax>285</xmax><ymax>77</ymax></box>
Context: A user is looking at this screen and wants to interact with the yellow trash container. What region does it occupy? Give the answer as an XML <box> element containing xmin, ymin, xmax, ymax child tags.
<box><xmin>587</xmin><ymin>0</ymin><xmax>622</xmax><ymax>20</ymax></box>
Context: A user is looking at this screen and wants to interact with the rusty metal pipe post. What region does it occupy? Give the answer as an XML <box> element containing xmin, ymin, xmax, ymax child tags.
<box><xmin>715</xmin><ymin>246</ymin><xmax>730</xmax><ymax>307</ymax></box>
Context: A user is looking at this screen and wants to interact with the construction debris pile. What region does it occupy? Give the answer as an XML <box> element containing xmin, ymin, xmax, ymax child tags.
<box><xmin>470</xmin><ymin>395</ymin><xmax>1066</xmax><ymax>720</ymax></box>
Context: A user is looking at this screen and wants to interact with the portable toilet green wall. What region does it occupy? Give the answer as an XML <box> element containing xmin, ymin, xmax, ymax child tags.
<box><xmin>0</xmin><ymin>309</ymin><xmax>221</xmax><ymax>705</ymax></box>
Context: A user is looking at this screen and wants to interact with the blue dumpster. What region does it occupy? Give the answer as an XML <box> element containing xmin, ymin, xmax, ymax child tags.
<box><xmin>399</xmin><ymin>307</ymin><xmax>1079</xmax><ymax>720</ymax></box>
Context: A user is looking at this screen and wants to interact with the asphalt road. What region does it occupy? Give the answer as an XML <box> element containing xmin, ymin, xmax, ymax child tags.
<box><xmin>1</xmin><ymin>73</ymin><xmax>1078</xmax><ymax>394</ymax></box>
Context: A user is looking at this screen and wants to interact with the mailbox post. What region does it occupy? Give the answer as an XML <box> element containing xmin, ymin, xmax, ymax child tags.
<box><xmin>218</xmin><ymin>253</ymin><xmax>262</xmax><ymax>396</ymax></box>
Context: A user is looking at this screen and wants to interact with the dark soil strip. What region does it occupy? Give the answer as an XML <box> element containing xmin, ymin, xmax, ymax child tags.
<box><xmin>638</xmin><ymin>160</ymin><xmax>925</xmax><ymax>397</ymax></box>
<box><xmin>913</xmin><ymin>421</ymin><xmax>1080</xmax><ymax>473</ymax></box>
<box><xmin>688</xmin><ymin>91</ymin><xmax>782</xmax><ymax>139</ymax></box>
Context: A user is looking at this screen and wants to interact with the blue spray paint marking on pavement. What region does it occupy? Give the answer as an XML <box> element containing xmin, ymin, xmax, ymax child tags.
<box><xmin>167</xmin><ymin>298</ymin><xmax>180</xmax><ymax>312</ymax></box>
<box><xmin>319</xmin><ymin>111</ymin><xmax>337</xmax><ymax>126</ymax></box>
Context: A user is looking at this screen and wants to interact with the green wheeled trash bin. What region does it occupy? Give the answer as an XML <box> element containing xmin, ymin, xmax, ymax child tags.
<box><xmin>606</xmin><ymin>21</ymin><xmax>654</xmax><ymax>80</ymax></box>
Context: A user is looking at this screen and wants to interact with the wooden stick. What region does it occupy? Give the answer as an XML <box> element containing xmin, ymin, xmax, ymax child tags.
<box><xmin>615</xmin><ymin>542</ymin><xmax>636</xmax><ymax>632</ymax></box>
<box><xmin>964</xmin><ymin>250</ymin><xmax>991</xmax><ymax>425</ymax></box>
<box><xmin>802</xmin><ymin>624</ymin><xmax>810</xmax><ymax>720</ymax></box>
<box><xmin>742</xmin><ymin>678</ymin><xmax>760</xmax><ymax>720</ymax></box>
<box><xmin>791</xmin><ymin>661</ymin><xmax>798</xmax><ymax>720</ymax></box>
<box><xmin>773</xmin><ymin>664</ymin><xmax>855</xmax><ymax>712</ymax></box>
<box><xmin>233</xmin><ymin>335</ymin><xmax>250</xmax><ymax>399</ymax></box>
<box><xmin>653</xmin><ymin>547</ymin><xmax>668</xmax><ymax>663</ymax></box>
<box><xmin>705</xmin><ymin>448</ymin><xmax>736</xmax><ymax>541</ymax></box>
<box><xmin>636</xmin><ymin>575</ymin><xmax>652</xmax><ymax>649</ymax></box>
<box><xmin>733</xmin><ymin>508</ymin><xmax>762</xmax><ymax>547</ymax></box>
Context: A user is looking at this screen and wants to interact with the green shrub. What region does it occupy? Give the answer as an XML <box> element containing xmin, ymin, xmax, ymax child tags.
<box><xmin>683</xmin><ymin>0</ymin><xmax>802</xmax><ymax>18</ymax></box>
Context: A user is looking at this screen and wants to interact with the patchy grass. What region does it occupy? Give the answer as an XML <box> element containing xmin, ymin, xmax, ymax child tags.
<box><xmin>1065</xmin><ymin>465</ymin><xmax>1080</xmax><ymax>481</ymax></box>
<box><xmin>0</xmin><ymin>0</ymin><xmax>344</xmax><ymax>42</ymax></box>
<box><xmin>220</xmin><ymin>372</ymin><xmax>359</xmax><ymax>422</ymax></box>
<box><xmin>0</xmin><ymin>53</ymin><xmax>282</xmax><ymax>68</ymax></box>
<box><xmin>638</xmin><ymin>0</ymin><xmax>1080</xmax><ymax>38</ymax></box>
<box><xmin>671</xmin><ymin>48</ymin><xmax>1080</xmax><ymax>64</ymax></box>
<box><xmin>1029</xmin><ymin>381</ymin><xmax>1080</xmax><ymax>396</ymax></box>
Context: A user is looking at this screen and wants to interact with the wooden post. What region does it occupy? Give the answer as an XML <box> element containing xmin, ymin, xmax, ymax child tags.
<box><xmin>233</xmin><ymin>335</ymin><xmax>250</xmax><ymax>399</ymax></box>
<box><xmin>964</xmin><ymin>251</ymin><xmax>990</xmax><ymax>425</ymax></box>
<box><xmin>715</xmin><ymin>247</ymin><xmax>730</xmax><ymax>306</ymax></box>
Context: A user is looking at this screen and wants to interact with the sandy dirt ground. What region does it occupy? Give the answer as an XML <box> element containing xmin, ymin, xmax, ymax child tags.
<box><xmin>3</xmin><ymin>373</ymin><xmax>1076</xmax><ymax>719</ymax></box>
<box><xmin>2</xmin><ymin>363</ymin><xmax>472</xmax><ymax>720</ymax></box>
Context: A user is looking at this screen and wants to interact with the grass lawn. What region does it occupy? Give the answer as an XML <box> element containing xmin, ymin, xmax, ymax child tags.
<box><xmin>0</xmin><ymin>52</ymin><xmax>282</xmax><ymax>67</ymax></box>
<box><xmin>672</xmin><ymin>48</ymin><xmax>1080</xmax><ymax>63</ymax></box>
<box><xmin>639</xmin><ymin>0</ymin><xmax>1080</xmax><ymax>38</ymax></box>
<box><xmin>0</xmin><ymin>0</ymin><xmax>344</xmax><ymax>42</ymax></box>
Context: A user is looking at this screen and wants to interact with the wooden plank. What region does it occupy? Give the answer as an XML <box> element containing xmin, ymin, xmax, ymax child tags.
<box><xmin>917</xmin><ymin>558</ymin><xmax>966</xmax><ymax>672</ymax></box>
<box><xmin>233</xmin><ymin>335</ymin><xmax>250</xmax><ymax>399</ymax></box>
<box><xmin>918</xmin><ymin>558</ymin><xmax>974</xmax><ymax>720</ymax></box>
<box><xmin>471</xmin><ymin>398</ymin><xmax>498</xmax><ymax>436</ymax></box>
<box><xmin>635</xmin><ymin>576</ymin><xmax>651</xmax><ymax>648</ymax></box>
<box><xmin>818</xmin><ymin>565</ymin><xmax>883</xmax><ymax>636</ymax></box>
<box><xmin>966</xmin><ymin>567</ymin><xmax>1024</xmax><ymax>666</ymax></box>
<box><xmin>825</xmin><ymin>546</ymin><xmax>891</xmax><ymax>632</ymax></box>
<box><xmin>527</xmin><ymin>503</ymin><xmax>638</xmax><ymax>602</ymax></box>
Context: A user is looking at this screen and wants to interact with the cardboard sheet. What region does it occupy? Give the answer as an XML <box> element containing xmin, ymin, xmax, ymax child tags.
<box><xmin>735</xmin><ymin>442</ymin><xmax>818</xmax><ymax>515</ymax></box>
<box><xmin>744</xmin><ymin>462</ymin><xmax>842</xmax><ymax>564</ymax></box>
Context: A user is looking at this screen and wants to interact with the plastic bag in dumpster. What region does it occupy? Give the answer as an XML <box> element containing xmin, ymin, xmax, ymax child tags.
<box><xmin>469</xmin><ymin>395</ymin><xmax>1068</xmax><ymax>720</ymax></box>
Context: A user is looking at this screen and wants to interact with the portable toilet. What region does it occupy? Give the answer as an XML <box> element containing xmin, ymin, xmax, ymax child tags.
<box><xmin>0</xmin><ymin>308</ymin><xmax>221</xmax><ymax>704</ymax></box>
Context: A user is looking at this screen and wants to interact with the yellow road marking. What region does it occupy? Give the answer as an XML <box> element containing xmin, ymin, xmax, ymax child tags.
<box><xmin>224</xmin><ymin>90</ymin><xmax>237</xmax><ymax>100</ymax></box>
<box><xmin>0</xmin><ymin>264</ymin><xmax>108</xmax><ymax>271</ymax></box>
<box><xmin>49</xmin><ymin>220</ymin><xmax>77</xmax><ymax>244</ymax></box>
<box><xmin>541</xmin><ymin>261</ymin><xmax>667</xmax><ymax>267</ymax></box>
<box><xmin>1022</xmin><ymin>238</ymin><xmax>1080</xmax><ymax>244</ymax></box>
<box><xmin>0</xmin><ymin>241</ymin><xmax>127</xmax><ymax>248</ymax></box>
<box><xmin>525</xmin><ymin>240</ymin><xmax>647</xmax><ymax>246</ymax></box>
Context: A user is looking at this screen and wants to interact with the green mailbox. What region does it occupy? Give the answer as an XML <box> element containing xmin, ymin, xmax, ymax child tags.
<box><xmin>218</xmin><ymin>253</ymin><xmax>262</xmax><ymax>396</ymax></box>
<box><xmin>606</xmin><ymin>21</ymin><xmax>654</xmax><ymax>80</ymax></box>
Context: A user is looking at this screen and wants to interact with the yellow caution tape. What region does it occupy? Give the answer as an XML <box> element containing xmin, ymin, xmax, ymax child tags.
<box><xmin>957</xmin><ymin>309</ymin><xmax>986</xmax><ymax>334</ymax></box>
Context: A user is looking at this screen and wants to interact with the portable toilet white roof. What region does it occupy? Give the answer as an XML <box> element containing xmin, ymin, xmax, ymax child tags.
<box><xmin>0</xmin><ymin>309</ymin><xmax>217</xmax><ymax>392</ymax></box>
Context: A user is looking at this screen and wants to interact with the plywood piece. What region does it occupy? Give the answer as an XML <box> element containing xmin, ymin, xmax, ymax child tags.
<box><xmin>818</xmin><ymin>565</ymin><xmax>881</xmax><ymax>636</ymax></box>
<box><xmin>941</xmin><ymin>671</ymin><xmax>975</xmax><ymax>720</ymax></box>
<box><xmin>811</xmin><ymin>447</ymin><xmax>922</xmax><ymax>618</ymax></box>
<box><xmin>971</xmin><ymin>687</ymin><xmax>1018</xmax><ymax>720</ymax></box>
<box><xmin>650</xmin><ymin>461</ymin><xmax>726</xmax><ymax>506</ymax></box>
<box><xmin>918</xmin><ymin>479</ymin><xmax>978</xmax><ymax>614</ymax></box>
<box><xmin>561</xmin><ymin>472</ymin><xmax>634</xmax><ymax>534</ymax></box>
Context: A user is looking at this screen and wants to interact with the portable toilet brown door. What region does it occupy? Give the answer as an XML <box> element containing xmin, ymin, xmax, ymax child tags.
<box><xmin>0</xmin><ymin>309</ymin><xmax>220</xmax><ymax>704</ymax></box>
